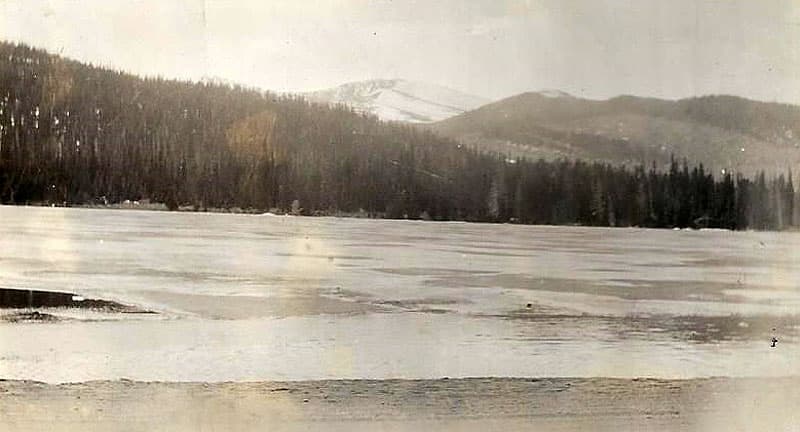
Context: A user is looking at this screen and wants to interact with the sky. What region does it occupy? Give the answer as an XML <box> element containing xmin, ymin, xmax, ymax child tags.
<box><xmin>1</xmin><ymin>0</ymin><xmax>799</xmax><ymax>103</ymax></box>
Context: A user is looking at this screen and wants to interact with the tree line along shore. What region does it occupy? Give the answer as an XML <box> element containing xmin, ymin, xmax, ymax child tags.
<box><xmin>1</xmin><ymin>41</ymin><xmax>799</xmax><ymax>230</ymax></box>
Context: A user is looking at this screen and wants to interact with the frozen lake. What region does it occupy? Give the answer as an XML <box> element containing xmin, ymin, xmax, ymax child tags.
<box><xmin>1</xmin><ymin>205</ymin><xmax>798</xmax><ymax>382</ymax></box>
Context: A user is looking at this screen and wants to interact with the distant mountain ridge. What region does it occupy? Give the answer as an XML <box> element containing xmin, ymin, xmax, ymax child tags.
<box><xmin>430</xmin><ymin>92</ymin><xmax>800</xmax><ymax>175</ymax></box>
<box><xmin>305</xmin><ymin>79</ymin><xmax>488</xmax><ymax>123</ymax></box>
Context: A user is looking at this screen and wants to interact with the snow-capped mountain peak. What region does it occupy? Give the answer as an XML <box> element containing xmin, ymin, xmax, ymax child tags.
<box><xmin>305</xmin><ymin>79</ymin><xmax>489</xmax><ymax>123</ymax></box>
<box><xmin>536</xmin><ymin>89</ymin><xmax>574</xmax><ymax>99</ymax></box>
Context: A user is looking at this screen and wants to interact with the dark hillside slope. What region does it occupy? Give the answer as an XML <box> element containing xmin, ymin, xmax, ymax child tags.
<box><xmin>0</xmin><ymin>41</ymin><xmax>477</xmax><ymax>214</ymax></box>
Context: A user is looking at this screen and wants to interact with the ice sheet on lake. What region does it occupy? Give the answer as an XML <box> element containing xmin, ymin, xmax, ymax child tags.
<box><xmin>0</xmin><ymin>205</ymin><xmax>798</xmax><ymax>382</ymax></box>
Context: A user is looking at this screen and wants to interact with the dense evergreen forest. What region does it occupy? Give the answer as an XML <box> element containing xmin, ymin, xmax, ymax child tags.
<box><xmin>1</xmin><ymin>41</ymin><xmax>798</xmax><ymax>230</ymax></box>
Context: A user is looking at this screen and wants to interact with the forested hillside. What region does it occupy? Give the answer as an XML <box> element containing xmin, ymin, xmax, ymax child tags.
<box><xmin>0</xmin><ymin>42</ymin><xmax>798</xmax><ymax>230</ymax></box>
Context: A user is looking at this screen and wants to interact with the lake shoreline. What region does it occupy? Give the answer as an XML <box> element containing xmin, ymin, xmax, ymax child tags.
<box><xmin>2</xmin><ymin>376</ymin><xmax>798</xmax><ymax>431</ymax></box>
<box><xmin>1</xmin><ymin>202</ymin><xmax>753</xmax><ymax>232</ymax></box>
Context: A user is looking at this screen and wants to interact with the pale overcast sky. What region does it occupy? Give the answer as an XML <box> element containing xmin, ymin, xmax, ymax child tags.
<box><xmin>1</xmin><ymin>0</ymin><xmax>799</xmax><ymax>103</ymax></box>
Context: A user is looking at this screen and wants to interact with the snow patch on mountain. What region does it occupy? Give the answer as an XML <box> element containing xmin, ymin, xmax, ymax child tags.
<box><xmin>536</xmin><ymin>89</ymin><xmax>574</xmax><ymax>99</ymax></box>
<box><xmin>305</xmin><ymin>79</ymin><xmax>489</xmax><ymax>123</ymax></box>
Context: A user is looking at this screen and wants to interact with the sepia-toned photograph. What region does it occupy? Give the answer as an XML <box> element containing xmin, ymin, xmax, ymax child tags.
<box><xmin>0</xmin><ymin>1</ymin><xmax>799</xmax><ymax>430</ymax></box>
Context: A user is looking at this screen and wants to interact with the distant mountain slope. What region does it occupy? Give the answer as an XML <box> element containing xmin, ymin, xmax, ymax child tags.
<box><xmin>430</xmin><ymin>92</ymin><xmax>800</xmax><ymax>175</ymax></box>
<box><xmin>305</xmin><ymin>79</ymin><xmax>489</xmax><ymax>123</ymax></box>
